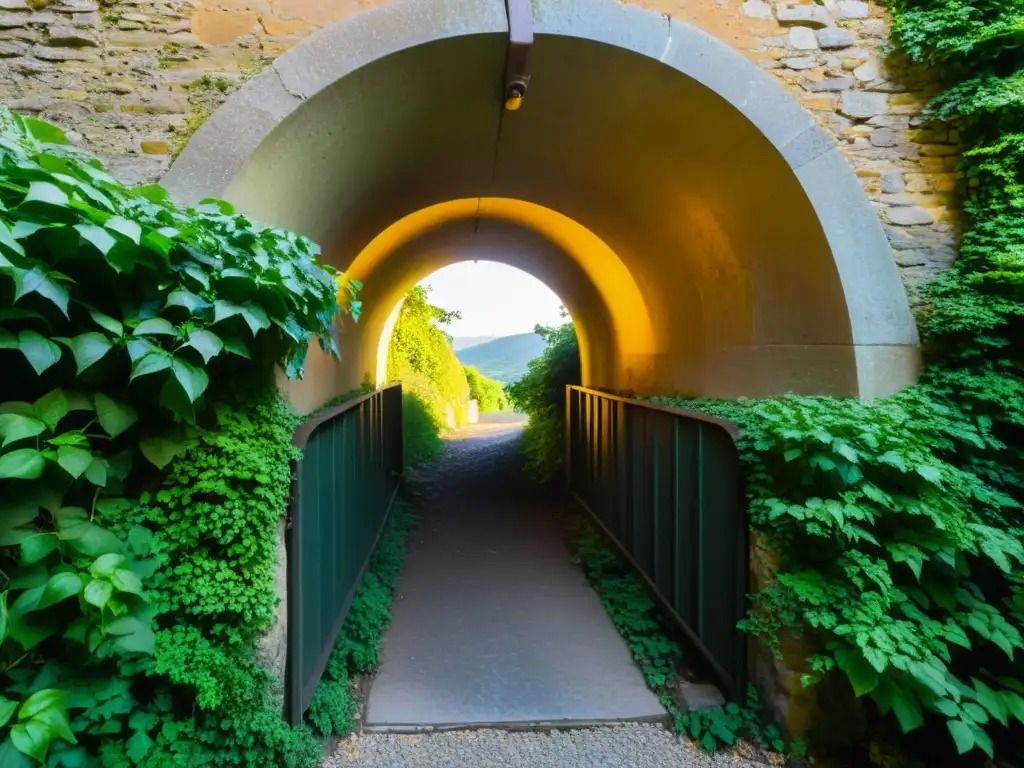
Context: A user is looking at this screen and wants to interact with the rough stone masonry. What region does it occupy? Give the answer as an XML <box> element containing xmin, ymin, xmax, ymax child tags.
<box><xmin>0</xmin><ymin>0</ymin><xmax>958</xmax><ymax>305</ymax></box>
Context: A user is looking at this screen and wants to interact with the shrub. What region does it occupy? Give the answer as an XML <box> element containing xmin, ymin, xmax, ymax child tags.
<box><xmin>0</xmin><ymin>110</ymin><xmax>347</xmax><ymax>765</ymax></box>
<box><xmin>464</xmin><ymin>366</ymin><xmax>509</xmax><ymax>413</ymax></box>
<box><xmin>507</xmin><ymin>321</ymin><xmax>580</xmax><ymax>482</ymax></box>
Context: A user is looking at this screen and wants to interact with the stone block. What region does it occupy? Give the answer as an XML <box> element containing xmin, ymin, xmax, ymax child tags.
<box><xmin>804</xmin><ymin>76</ymin><xmax>854</xmax><ymax>92</ymax></box>
<box><xmin>0</xmin><ymin>38</ymin><xmax>26</xmax><ymax>55</ymax></box>
<box><xmin>788</xmin><ymin>26</ymin><xmax>819</xmax><ymax>50</ymax></box>
<box><xmin>32</xmin><ymin>43</ymin><xmax>95</xmax><ymax>60</ymax></box>
<box><xmin>0</xmin><ymin>0</ymin><xmax>28</xmax><ymax>9</ymax></box>
<box><xmin>918</xmin><ymin>144</ymin><xmax>958</xmax><ymax>157</ymax></box>
<box><xmin>816</xmin><ymin>26</ymin><xmax>855</xmax><ymax>48</ymax></box>
<box><xmin>679</xmin><ymin>682</ymin><xmax>727</xmax><ymax>712</ymax></box>
<box><xmin>54</xmin><ymin>0</ymin><xmax>97</xmax><ymax>11</ymax></box>
<box><xmin>885</xmin><ymin>205</ymin><xmax>933</xmax><ymax>226</ymax></box>
<box><xmin>0</xmin><ymin>10</ymin><xmax>26</xmax><ymax>25</ymax></box>
<box><xmin>853</xmin><ymin>60</ymin><xmax>878</xmax><ymax>81</ymax></box>
<box><xmin>881</xmin><ymin>171</ymin><xmax>905</xmax><ymax>194</ymax></box>
<box><xmin>140</xmin><ymin>139</ymin><xmax>170</xmax><ymax>154</ymax></box>
<box><xmin>836</xmin><ymin>0</ymin><xmax>869</xmax><ymax>19</ymax></box>
<box><xmin>1</xmin><ymin>27</ymin><xmax>38</xmax><ymax>39</ymax></box>
<box><xmin>47</xmin><ymin>23</ymin><xmax>99</xmax><ymax>46</ymax></box>
<box><xmin>776</xmin><ymin>3</ymin><xmax>832</xmax><ymax>27</ymax></box>
<box><xmin>782</xmin><ymin>56</ymin><xmax>818</xmax><ymax>70</ymax></box>
<box><xmin>839</xmin><ymin>90</ymin><xmax>888</xmax><ymax>118</ymax></box>
<box><xmin>869</xmin><ymin>128</ymin><xmax>898</xmax><ymax>147</ymax></box>
<box><xmin>741</xmin><ymin>0</ymin><xmax>773</xmax><ymax>19</ymax></box>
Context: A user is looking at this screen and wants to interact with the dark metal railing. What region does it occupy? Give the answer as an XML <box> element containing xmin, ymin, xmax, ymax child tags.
<box><xmin>286</xmin><ymin>384</ymin><xmax>403</xmax><ymax>724</ymax></box>
<box><xmin>565</xmin><ymin>385</ymin><xmax>747</xmax><ymax>698</ymax></box>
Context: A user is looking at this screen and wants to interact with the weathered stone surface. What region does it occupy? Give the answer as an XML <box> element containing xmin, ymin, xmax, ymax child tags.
<box><xmin>0</xmin><ymin>0</ymin><xmax>28</xmax><ymax>9</ymax></box>
<box><xmin>836</xmin><ymin>0</ymin><xmax>869</xmax><ymax>18</ymax></box>
<box><xmin>882</xmin><ymin>171</ymin><xmax>905</xmax><ymax>194</ymax></box>
<box><xmin>788</xmin><ymin>26</ymin><xmax>819</xmax><ymax>50</ymax></box>
<box><xmin>0</xmin><ymin>10</ymin><xmax>27</xmax><ymax>24</ymax></box>
<box><xmin>0</xmin><ymin>39</ymin><xmax>27</xmax><ymax>55</ymax></box>
<box><xmin>840</xmin><ymin>90</ymin><xmax>888</xmax><ymax>118</ymax></box>
<box><xmin>804</xmin><ymin>76</ymin><xmax>854</xmax><ymax>92</ymax></box>
<box><xmin>47</xmin><ymin>23</ymin><xmax>99</xmax><ymax>46</ymax></box>
<box><xmin>32</xmin><ymin>44</ymin><xmax>95</xmax><ymax>60</ymax></box>
<box><xmin>679</xmin><ymin>682</ymin><xmax>727</xmax><ymax>712</ymax></box>
<box><xmin>870</xmin><ymin>128</ymin><xmax>898</xmax><ymax>147</ymax></box>
<box><xmin>782</xmin><ymin>56</ymin><xmax>818</xmax><ymax>70</ymax></box>
<box><xmin>885</xmin><ymin>205</ymin><xmax>933</xmax><ymax>225</ymax></box>
<box><xmin>776</xmin><ymin>3</ymin><xmax>832</xmax><ymax>28</ymax></box>
<box><xmin>255</xmin><ymin>519</ymin><xmax>288</xmax><ymax>711</ymax></box>
<box><xmin>54</xmin><ymin>0</ymin><xmax>97</xmax><ymax>10</ymax></box>
<box><xmin>854</xmin><ymin>60</ymin><xmax>878</xmax><ymax>81</ymax></box>
<box><xmin>816</xmin><ymin>26</ymin><xmax>855</xmax><ymax>48</ymax></box>
<box><xmin>742</xmin><ymin>0</ymin><xmax>773</xmax><ymax>19</ymax></box>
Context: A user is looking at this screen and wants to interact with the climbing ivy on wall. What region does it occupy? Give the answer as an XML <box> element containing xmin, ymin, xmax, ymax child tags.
<box><xmin>0</xmin><ymin>109</ymin><xmax>347</xmax><ymax>765</ymax></box>
<box><xmin>650</xmin><ymin>2</ymin><xmax>1024</xmax><ymax>759</ymax></box>
<box><xmin>464</xmin><ymin>366</ymin><xmax>510</xmax><ymax>413</ymax></box>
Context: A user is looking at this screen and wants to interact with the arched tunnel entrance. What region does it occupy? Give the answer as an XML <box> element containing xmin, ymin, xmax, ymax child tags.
<box><xmin>165</xmin><ymin>0</ymin><xmax>920</xmax><ymax>416</ymax></box>
<box><xmin>164</xmin><ymin>0</ymin><xmax>924</xmax><ymax>737</ymax></box>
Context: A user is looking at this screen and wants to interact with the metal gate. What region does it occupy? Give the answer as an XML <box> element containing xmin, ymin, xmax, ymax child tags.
<box><xmin>565</xmin><ymin>385</ymin><xmax>747</xmax><ymax>698</ymax></box>
<box><xmin>286</xmin><ymin>384</ymin><xmax>403</xmax><ymax>724</ymax></box>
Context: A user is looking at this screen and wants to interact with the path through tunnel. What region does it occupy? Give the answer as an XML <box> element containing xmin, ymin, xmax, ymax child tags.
<box><xmin>163</xmin><ymin>0</ymin><xmax>923</xmax><ymax>740</ymax></box>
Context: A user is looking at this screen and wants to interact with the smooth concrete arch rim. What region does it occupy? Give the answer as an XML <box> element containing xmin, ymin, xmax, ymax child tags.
<box><xmin>163</xmin><ymin>0</ymin><xmax>919</xmax><ymax>354</ymax></box>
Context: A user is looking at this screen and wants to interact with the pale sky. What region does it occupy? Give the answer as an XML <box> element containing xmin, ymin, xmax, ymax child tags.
<box><xmin>417</xmin><ymin>261</ymin><xmax>566</xmax><ymax>337</ymax></box>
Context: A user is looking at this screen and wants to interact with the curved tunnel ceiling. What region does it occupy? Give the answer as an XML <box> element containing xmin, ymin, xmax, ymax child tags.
<box><xmin>164</xmin><ymin>0</ymin><xmax>920</xmax><ymax>412</ymax></box>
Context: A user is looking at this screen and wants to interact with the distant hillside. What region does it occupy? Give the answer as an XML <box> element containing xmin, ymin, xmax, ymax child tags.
<box><xmin>456</xmin><ymin>332</ymin><xmax>546</xmax><ymax>384</ymax></box>
<box><xmin>451</xmin><ymin>336</ymin><xmax>498</xmax><ymax>352</ymax></box>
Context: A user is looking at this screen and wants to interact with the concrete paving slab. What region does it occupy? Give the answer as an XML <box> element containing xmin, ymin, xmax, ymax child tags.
<box><xmin>364</xmin><ymin>423</ymin><xmax>666</xmax><ymax>729</ymax></box>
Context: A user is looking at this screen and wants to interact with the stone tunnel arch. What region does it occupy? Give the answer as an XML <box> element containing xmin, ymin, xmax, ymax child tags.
<box><xmin>163</xmin><ymin>0</ymin><xmax>920</xmax><ymax>414</ymax></box>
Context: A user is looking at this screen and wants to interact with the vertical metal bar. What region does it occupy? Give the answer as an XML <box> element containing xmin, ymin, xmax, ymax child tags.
<box><xmin>565</xmin><ymin>385</ymin><xmax>573</xmax><ymax>493</ymax></box>
<box><xmin>696</xmin><ymin>421</ymin><xmax>705</xmax><ymax>641</ymax></box>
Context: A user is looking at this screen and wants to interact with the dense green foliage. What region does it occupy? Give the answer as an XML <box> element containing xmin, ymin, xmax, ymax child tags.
<box><xmin>0</xmin><ymin>111</ymin><xmax>346</xmax><ymax>765</ymax></box>
<box><xmin>463</xmin><ymin>366</ymin><xmax>509</xmax><ymax>413</ymax></box>
<box><xmin>386</xmin><ymin>286</ymin><xmax>468</xmax><ymax>463</ymax></box>
<box><xmin>306</xmin><ymin>502</ymin><xmax>413</xmax><ymax>737</ymax></box>
<box><xmin>568</xmin><ymin>517</ymin><xmax>800</xmax><ymax>756</ymax></box>
<box><xmin>506</xmin><ymin>321</ymin><xmax>580</xmax><ymax>482</ymax></box>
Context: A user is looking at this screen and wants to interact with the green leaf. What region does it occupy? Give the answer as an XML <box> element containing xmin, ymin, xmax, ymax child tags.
<box><xmin>214</xmin><ymin>300</ymin><xmax>270</xmax><ymax>335</ymax></box>
<box><xmin>0</xmin><ymin>738</ymin><xmax>34</xmax><ymax>768</ymax></box>
<box><xmin>106</xmin><ymin>616</ymin><xmax>155</xmax><ymax>655</ymax></box>
<box><xmin>0</xmin><ymin>414</ymin><xmax>46</xmax><ymax>448</ymax></box>
<box><xmin>916</xmin><ymin>465</ymin><xmax>942</xmax><ymax>483</ymax></box>
<box><xmin>139</xmin><ymin>435</ymin><xmax>186</xmax><ymax>469</ymax></box>
<box><xmin>19</xmin><ymin>689</ymin><xmax>63</xmax><ymax>721</ymax></box>
<box><xmin>88</xmin><ymin>310</ymin><xmax>123</xmax><ymax>336</ymax></box>
<box><xmin>83</xmin><ymin>578</ymin><xmax>113</xmax><ymax>609</ymax></box>
<box><xmin>74</xmin><ymin>224</ymin><xmax>117</xmax><ymax>255</ymax></box>
<box><xmin>126</xmin><ymin>729</ymin><xmax>154</xmax><ymax>762</ymax></box>
<box><xmin>34</xmin><ymin>389</ymin><xmax>69</xmax><ymax>432</ymax></box>
<box><xmin>94</xmin><ymin>393</ymin><xmax>138</xmax><ymax>438</ymax></box>
<box><xmin>133</xmin><ymin>318</ymin><xmax>176</xmax><ymax>337</ymax></box>
<box><xmin>56</xmin><ymin>446</ymin><xmax>92</xmax><ymax>479</ymax></box>
<box><xmin>0</xmin><ymin>698</ymin><xmax>16</xmax><ymax>729</ymax></box>
<box><xmin>84</xmin><ymin>457</ymin><xmax>107</xmax><ymax>487</ymax></box>
<box><xmin>105</xmin><ymin>216</ymin><xmax>141</xmax><ymax>244</ymax></box>
<box><xmin>67</xmin><ymin>332</ymin><xmax>113</xmax><ymax>374</ymax></box>
<box><xmin>131</xmin><ymin>351</ymin><xmax>172</xmax><ymax>380</ymax></box>
<box><xmin>18</xmin><ymin>330</ymin><xmax>62</xmax><ymax>375</ymax></box>
<box><xmin>839</xmin><ymin>650</ymin><xmax>880</xmax><ymax>697</ymax></box>
<box><xmin>90</xmin><ymin>553</ymin><xmax>125</xmax><ymax>578</ymax></box>
<box><xmin>0</xmin><ymin>592</ymin><xmax>6</xmax><ymax>645</ymax></box>
<box><xmin>38</xmin><ymin>572</ymin><xmax>83</xmax><ymax>609</ymax></box>
<box><xmin>20</xmin><ymin>534</ymin><xmax>59</xmax><ymax>565</ymax></box>
<box><xmin>24</xmin><ymin>180</ymin><xmax>69</xmax><ymax>208</ymax></box>
<box><xmin>171</xmin><ymin>358</ymin><xmax>209</xmax><ymax>402</ymax></box>
<box><xmin>12</xmin><ymin>267</ymin><xmax>69</xmax><ymax>316</ymax></box>
<box><xmin>0</xmin><ymin>449</ymin><xmax>45</xmax><ymax>480</ymax></box>
<box><xmin>221</xmin><ymin>337</ymin><xmax>251</xmax><ymax>359</ymax></box>
<box><xmin>185</xmin><ymin>328</ymin><xmax>223</xmax><ymax>363</ymax></box>
<box><xmin>891</xmin><ymin>686</ymin><xmax>924</xmax><ymax>733</ymax></box>
<box><xmin>165</xmin><ymin>289</ymin><xmax>208</xmax><ymax>314</ymax></box>
<box><xmin>110</xmin><ymin>569</ymin><xmax>143</xmax><ymax>595</ymax></box>
<box><xmin>24</xmin><ymin>117</ymin><xmax>69</xmax><ymax>145</ymax></box>
<box><xmin>10</xmin><ymin>721</ymin><xmax>52</xmax><ymax>763</ymax></box>
<box><xmin>33</xmin><ymin>705</ymin><xmax>75</xmax><ymax>745</ymax></box>
<box><xmin>0</xmin><ymin>220</ymin><xmax>26</xmax><ymax>259</ymax></box>
<box><xmin>947</xmin><ymin>719</ymin><xmax>974</xmax><ymax>754</ymax></box>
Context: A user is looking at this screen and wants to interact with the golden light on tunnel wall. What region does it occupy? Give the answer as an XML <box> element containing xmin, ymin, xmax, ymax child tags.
<box><xmin>332</xmin><ymin>198</ymin><xmax>657</xmax><ymax>394</ymax></box>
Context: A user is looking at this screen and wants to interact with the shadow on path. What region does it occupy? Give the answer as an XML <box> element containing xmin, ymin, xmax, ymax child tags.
<box><xmin>363</xmin><ymin>420</ymin><xmax>665</xmax><ymax>730</ymax></box>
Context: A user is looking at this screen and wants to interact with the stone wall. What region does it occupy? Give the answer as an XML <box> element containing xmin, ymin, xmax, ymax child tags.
<box><xmin>0</xmin><ymin>0</ymin><xmax>958</xmax><ymax>302</ymax></box>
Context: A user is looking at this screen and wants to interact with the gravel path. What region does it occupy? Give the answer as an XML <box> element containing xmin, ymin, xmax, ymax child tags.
<box><xmin>326</xmin><ymin>724</ymin><xmax>764</xmax><ymax>767</ymax></box>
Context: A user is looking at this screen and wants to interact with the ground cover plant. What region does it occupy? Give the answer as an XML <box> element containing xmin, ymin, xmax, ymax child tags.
<box><xmin>0</xmin><ymin>109</ymin><xmax>350</xmax><ymax>766</ymax></box>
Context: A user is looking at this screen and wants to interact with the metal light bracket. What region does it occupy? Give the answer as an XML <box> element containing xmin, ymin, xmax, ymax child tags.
<box><xmin>504</xmin><ymin>0</ymin><xmax>533</xmax><ymax>110</ymax></box>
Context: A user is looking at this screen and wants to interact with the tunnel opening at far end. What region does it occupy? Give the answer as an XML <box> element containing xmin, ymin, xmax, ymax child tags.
<box><xmin>164</xmin><ymin>0</ymin><xmax>921</xmax><ymax>416</ymax></box>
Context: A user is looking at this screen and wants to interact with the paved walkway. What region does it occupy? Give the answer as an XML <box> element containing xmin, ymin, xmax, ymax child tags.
<box><xmin>363</xmin><ymin>419</ymin><xmax>665</xmax><ymax>730</ymax></box>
